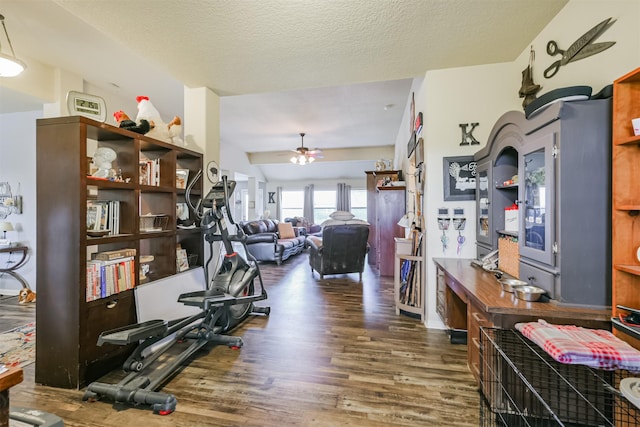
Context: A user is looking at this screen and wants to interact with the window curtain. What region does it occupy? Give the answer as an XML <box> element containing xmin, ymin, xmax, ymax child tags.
<box><xmin>336</xmin><ymin>182</ymin><xmax>351</xmax><ymax>212</ymax></box>
<box><xmin>304</xmin><ymin>184</ymin><xmax>314</xmax><ymax>224</ymax></box>
<box><xmin>276</xmin><ymin>186</ymin><xmax>283</xmax><ymax>221</ymax></box>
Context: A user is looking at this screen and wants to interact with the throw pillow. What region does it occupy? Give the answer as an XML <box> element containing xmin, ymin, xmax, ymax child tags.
<box><xmin>278</xmin><ymin>222</ymin><xmax>296</xmax><ymax>239</ymax></box>
<box><xmin>330</xmin><ymin>210</ymin><xmax>355</xmax><ymax>220</ymax></box>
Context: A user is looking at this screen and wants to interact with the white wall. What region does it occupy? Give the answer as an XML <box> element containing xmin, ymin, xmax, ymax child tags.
<box><xmin>515</xmin><ymin>0</ymin><xmax>640</xmax><ymax>95</ymax></box>
<box><xmin>0</xmin><ymin>110</ymin><xmax>41</xmax><ymax>294</ymax></box>
<box><xmin>0</xmin><ymin>75</ymin><xmax>136</xmax><ymax>294</ymax></box>
<box><xmin>421</xmin><ymin>62</ymin><xmax>518</xmax><ymax>329</ymax></box>
<box><xmin>220</xmin><ymin>141</ymin><xmax>266</xmax><ymax>183</ymax></box>
<box><xmin>404</xmin><ymin>0</ymin><xmax>640</xmax><ymax>330</ymax></box>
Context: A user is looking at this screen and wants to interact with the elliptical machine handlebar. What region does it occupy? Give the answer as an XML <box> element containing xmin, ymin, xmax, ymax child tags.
<box><xmin>185</xmin><ymin>169</ymin><xmax>203</xmax><ymax>221</ymax></box>
<box><xmin>185</xmin><ymin>169</ymin><xmax>236</xmax><ymax>221</ymax></box>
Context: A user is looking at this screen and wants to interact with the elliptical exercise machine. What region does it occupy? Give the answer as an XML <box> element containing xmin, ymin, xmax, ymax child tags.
<box><xmin>83</xmin><ymin>174</ymin><xmax>270</xmax><ymax>415</ymax></box>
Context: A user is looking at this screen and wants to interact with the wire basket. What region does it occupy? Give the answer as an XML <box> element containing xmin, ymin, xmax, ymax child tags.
<box><xmin>479</xmin><ymin>327</ymin><xmax>640</xmax><ymax>426</ymax></box>
<box><xmin>140</xmin><ymin>214</ymin><xmax>169</xmax><ymax>232</ymax></box>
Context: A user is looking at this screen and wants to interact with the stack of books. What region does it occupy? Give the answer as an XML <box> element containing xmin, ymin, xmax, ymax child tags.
<box><xmin>86</xmin><ymin>248</ymin><xmax>136</xmax><ymax>301</ymax></box>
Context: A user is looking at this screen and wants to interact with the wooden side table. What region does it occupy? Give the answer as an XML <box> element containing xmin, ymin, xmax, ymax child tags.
<box><xmin>0</xmin><ymin>367</ymin><xmax>23</xmax><ymax>427</ymax></box>
<box><xmin>0</xmin><ymin>246</ymin><xmax>30</xmax><ymax>290</ymax></box>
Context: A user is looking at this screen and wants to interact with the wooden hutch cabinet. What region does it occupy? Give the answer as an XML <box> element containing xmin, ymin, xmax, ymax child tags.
<box><xmin>474</xmin><ymin>98</ymin><xmax>611</xmax><ymax>309</ymax></box>
<box><xmin>375</xmin><ymin>185</ymin><xmax>405</xmax><ymax>276</ymax></box>
<box><xmin>35</xmin><ymin>116</ymin><xmax>203</xmax><ymax>389</ymax></box>
<box><xmin>365</xmin><ymin>170</ymin><xmax>404</xmax><ymax>275</ymax></box>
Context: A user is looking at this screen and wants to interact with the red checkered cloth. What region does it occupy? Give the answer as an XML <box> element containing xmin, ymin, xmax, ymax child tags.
<box><xmin>515</xmin><ymin>319</ymin><xmax>640</xmax><ymax>372</ymax></box>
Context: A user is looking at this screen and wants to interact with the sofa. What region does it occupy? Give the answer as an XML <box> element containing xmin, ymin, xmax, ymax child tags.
<box><xmin>238</xmin><ymin>219</ymin><xmax>306</xmax><ymax>265</ymax></box>
<box><xmin>308</xmin><ymin>222</ymin><xmax>370</xmax><ymax>280</ymax></box>
<box><xmin>284</xmin><ymin>217</ymin><xmax>322</xmax><ymax>237</ymax></box>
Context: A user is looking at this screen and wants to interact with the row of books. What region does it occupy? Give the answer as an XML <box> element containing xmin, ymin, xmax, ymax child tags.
<box><xmin>86</xmin><ymin>248</ymin><xmax>136</xmax><ymax>301</ymax></box>
<box><xmin>399</xmin><ymin>233</ymin><xmax>423</xmax><ymax>307</ymax></box>
<box><xmin>87</xmin><ymin>200</ymin><xmax>120</xmax><ymax>234</ymax></box>
<box><xmin>139</xmin><ymin>158</ymin><xmax>161</xmax><ymax>186</ymax></box>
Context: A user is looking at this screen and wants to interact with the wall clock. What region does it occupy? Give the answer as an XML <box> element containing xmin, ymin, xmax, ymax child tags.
<box><xmin>66</xmin><ymin>90</ymin><xmax>107</xmax><ymax>122</ymax></box>
<box><xmin>206</xmin><ymin>160</ymin><xmax>219</xmax><ymax>183</ymax></box>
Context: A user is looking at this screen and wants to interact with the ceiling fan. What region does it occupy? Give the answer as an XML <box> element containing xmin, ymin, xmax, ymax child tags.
<box><xmin>290</xmin><ymin>132</ymin><xmax>323</xmax><ymax>165</ymax></box>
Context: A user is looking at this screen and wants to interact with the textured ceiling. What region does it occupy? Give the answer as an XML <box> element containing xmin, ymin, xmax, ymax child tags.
<box><xmin>0</xmin><ymin>0</ymin><xmax>568</xmax><ymax>181</ymax></box>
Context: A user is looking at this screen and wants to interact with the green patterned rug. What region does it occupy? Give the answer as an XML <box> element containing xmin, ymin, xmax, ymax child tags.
<box><xmin>0</xmin><ymin>322</ymin><xmax>35</xmax><ymax>368</ymax></box>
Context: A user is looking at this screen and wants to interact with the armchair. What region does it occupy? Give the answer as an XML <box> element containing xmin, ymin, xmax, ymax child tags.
<box><xmin>308</xmin><ymin>223</ymin><xmax>370</xmax><ymax>280</ymax></box>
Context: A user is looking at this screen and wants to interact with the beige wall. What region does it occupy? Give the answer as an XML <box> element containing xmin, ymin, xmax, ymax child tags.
<box><xmin>411</xmin><ymin>0</ymin><xmax>640</xmax><ymax>329</ymax></box>
<box><xmin>421</xmin><ymin>62</ymin><xmax>517</xmax><ymax>328</ymax></box>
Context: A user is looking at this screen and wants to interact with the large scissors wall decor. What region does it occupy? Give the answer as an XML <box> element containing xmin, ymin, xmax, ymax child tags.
<box><xmin>544</xmin><ymin>17</ymin><xmax>616</xmax><ymax>79</ymax></box>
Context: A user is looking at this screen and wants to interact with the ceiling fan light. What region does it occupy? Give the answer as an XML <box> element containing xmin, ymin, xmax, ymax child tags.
<box><xmin>289</xmin><ymin>132</ymin><xmax>319</xmax><ymax>165</ymax></box>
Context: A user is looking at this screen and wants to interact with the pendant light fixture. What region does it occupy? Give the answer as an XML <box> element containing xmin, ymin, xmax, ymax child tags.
<box><xmin>0</xmin><ymin>14</ymin><xmax>26</xmax><ymax>77</ymax></box>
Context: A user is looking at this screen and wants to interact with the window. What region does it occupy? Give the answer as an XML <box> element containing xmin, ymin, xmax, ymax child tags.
<box><xmin>280</xmin><ymin>187</ymin><xmax>367</xmax><ymax>224</ymax></box>
<box><xmin>281</xmin><ymin>190</ymin><xmax>303</xmax><ymax>219</ymax></box>
<box><xmin>350</xmin><ymin>189</ymin><xmax>367</xmax><ymax>221</ymax></box>
<box><xmin>313</xmin><ymin>190</ymin><xmax>336</xmax><ymax>223</ymax></box>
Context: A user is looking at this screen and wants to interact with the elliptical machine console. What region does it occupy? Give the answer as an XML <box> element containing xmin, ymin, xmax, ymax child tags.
<box><xmin>83</xmin><ymin>173</ymin><xmax>270</xmax><ymax>415</ymax></box>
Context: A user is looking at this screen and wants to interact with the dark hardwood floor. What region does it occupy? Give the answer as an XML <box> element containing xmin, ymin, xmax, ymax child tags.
<box><xmin>3</xmin><ymin>253</ymin><xmax>480</xmax><ymax>426</ymax></box>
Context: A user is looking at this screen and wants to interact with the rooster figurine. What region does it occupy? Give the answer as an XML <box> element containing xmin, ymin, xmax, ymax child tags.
<box><xmin>135</xmin><ymin>95</ymin><xmax>183</xmax><ymax>145</ymax></box>
<box><xmin>113</xmin><ymin>110</ymin><xmax>151</xmax><ymax>135</ymax></box>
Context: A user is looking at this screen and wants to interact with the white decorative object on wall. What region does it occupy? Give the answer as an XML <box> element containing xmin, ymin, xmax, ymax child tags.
<box><xmin>0</xmin><ymin>182</ymin><xmax>22</xmax><ymax>219</ymax></box>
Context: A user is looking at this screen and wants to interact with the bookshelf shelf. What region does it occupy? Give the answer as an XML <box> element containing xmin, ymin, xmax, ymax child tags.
<box><xmin>35</xmin><ymin>115</ymin><xmax>203</xmax><ymax>389</ymax></box>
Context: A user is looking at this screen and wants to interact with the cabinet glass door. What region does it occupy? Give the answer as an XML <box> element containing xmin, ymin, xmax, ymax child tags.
<box><xmin>519</xmin><ymin>133</ymin><xmax>555</xmax><ymax>266</ymax></box>
<box><xmin>476</xmin><ymin>160</ymin><xmax>491</xmax><ymax>246</ymax></box>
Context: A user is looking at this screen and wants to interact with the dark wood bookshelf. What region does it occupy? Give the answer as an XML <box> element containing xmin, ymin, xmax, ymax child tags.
<box><xmin>35</xmin><ymin>115</ymin><xmax>203</xmax><ymax>389</ymax></box>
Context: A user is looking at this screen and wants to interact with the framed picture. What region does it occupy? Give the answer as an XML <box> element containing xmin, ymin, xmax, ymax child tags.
<box><xmin>415</xmin><ymin>137</ymin><xmax>424</xmax><ymax>166</ymax></box>
<box><xmin>443</xmin><ymin>156</ymin><xmax>477</xmax><ymax>201</ymax></box>
<box><xmin>409</xmin><ymin>92</ymin><xmax>415</xmax><ymax>135</ymax></box>
<box><xmin>176</xmin><ymin>169</ymin><xmax>189</xmax><ymax>189</ymax></box>
<box><xmin>407</xmin><ymin>132</ymin><xmax>417</xmax><ymax>158</ymax></box>
<box><xmin>176</xmin><ymin>248</ymin><xmax>189</xmax><ymax>272</ymax></box>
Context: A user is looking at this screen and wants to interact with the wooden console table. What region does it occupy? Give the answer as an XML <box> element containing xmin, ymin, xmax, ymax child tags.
<box><xmin>0</xmin><ymin>367</ymin><xmax>23</xmax><ymax>427</ymax></box>
<box><xmin>0</xmin><ymin>246</ymin><xmax>30</xmax><ymax>290</ymax></box>
<box><xmin>433</xmin><ymin>258</ymin><xmax>611</xmax><ymax>383</ymax></box>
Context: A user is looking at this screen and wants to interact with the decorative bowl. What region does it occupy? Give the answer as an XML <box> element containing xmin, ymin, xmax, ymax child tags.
<box><xmin>498</xmin><ymin>278</ymin><xmax>528</xmax><ymax>293</ymax></box>
<box><xmin>87</xmin><ymin>229</ymin><xmax>110</xmax><ymax>237</ymax></box>
<box><xmin>513</xmin><ymin>285</ymin><xmax>546</xmax><ymax>302</ymax></box>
